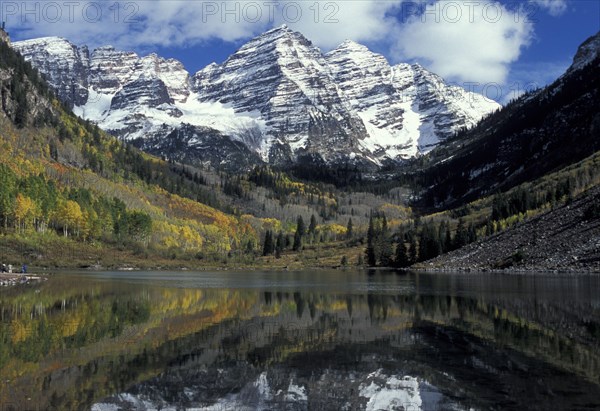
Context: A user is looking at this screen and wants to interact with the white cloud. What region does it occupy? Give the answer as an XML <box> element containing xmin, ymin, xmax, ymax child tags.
<box><xmin>391</xmin><ymin>1</ymin><xmax>534</xmax><ymax>84</ymax></box>
<box><xmin>274</xmin><ymin>0</ymin><xmax>404</xmax><ymax>49</ymax></box>
<box><xmin>5</xmin><ymin>0</ymin><xmax>541</xmax><ymax>88</ymax></box>
<box><xmin>6</xmin><ymin>0</ymin><xmax>406</xmax><ymax>51</ymax></box>
<box><xmin>531</xmin><ymin>0</ymin><xmax>568</xmax><ymax>17</ymax></box>
<box><xmin>6</xmin><ymin>1</ymin><xmax>273</xmax><ymax>49</ymax></box>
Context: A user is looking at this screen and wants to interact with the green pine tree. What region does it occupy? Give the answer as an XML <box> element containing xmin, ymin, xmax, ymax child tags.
<box><xmin>293</xmin><ymin>216</ymin><xmax>305</xmax><ymax>251</ymax></box>
<box><xmin>275</xmin><ymin>231</ymin><xmax>284</xmax><ymax>259</ymax></box>
<box><xmin>454</xmin><ymin>218</ymin><xmax>469</xmax><ymax>249</ymax></box>
<box><xmin>366</xmin><ymin>215</ymin><xmax>377</xmax><ymax>266</ymax></box>
<box><xmin>378</xmin><ymin>215</ymin><xmax>393</xmax><ymax>266</ymax></box>
<box><xmin>409</xmin><ymin>236</ymin><xmax>418</xmax><ymax>264</ymax></box>
<box><xmin>308</xmin><ymin>214</ymin><xmax>317</xmax><ymax>235</ymax></box>
<box><xmin>394</xmin><ymin>242</ymin><xmax>411</xmax><ymax>268</ymax></box>
<box><xmin>263</xmin><ymin>230</ymin><xmax>274</xmax><ymax>256</ymax></box>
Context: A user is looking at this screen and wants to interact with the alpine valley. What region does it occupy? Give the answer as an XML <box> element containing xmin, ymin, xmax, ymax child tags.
<box><xmin>0</xmin><ymin>26</ymin><xmax>599</xmax><ymax>274</ymax></box>
<box><xmin>13</xmin><ymin>25</ymin><xmax>500</xmax><ymax>170</ymax></box>
<box><xmin>2</xmin><ymin>16</ymin><xmax>600</xmax><ymax>411</ymax></box>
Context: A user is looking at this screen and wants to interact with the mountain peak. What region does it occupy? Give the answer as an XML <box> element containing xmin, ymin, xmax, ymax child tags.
<box><xmin>328</xmin><ymin>40</ymin><xmax>377</xmax><ymax>57</ymax></box>
<box><xmin>14</xmin><ymin>36</ymin><xmax>68</xmax><ymax>44</ymax></box>
<box><xmin>338</xmin><ymin>39</ymin><xmax>367</xmax><ymax>49</ymax></box>
<box><xmin>569</xmin><ymin>31</ymin><xmax>600</xmax><ymax>72</ymax></box>
<box><xmin>254</xmin><ymin>24</ymin><xmax>315</xmax><ymax>47</ymax></box>
<box><xmin>263</xmin><ymin>24</ymin><xmax>295</xmax><ymax>37</ymax></box>
<box><xmin>12</xmin><ymin>36</ymin><xmax>90</xmax><ymax>107</ymax></box>
<box><xmin>16</xmin><ymin>36</ymin><xmax>63</xmax><ymax>44</ymax></box>
<box><xmin>14</xmin><ymin>36</ymin><xmax>74</xmax><ymax>51</ymax></box>
<box><xmin>326</xmin><ymin>40</ymin><xmax>386</xmax><ymax>68</ymax></box>
<box><xmin>228</xmin><ymin>23</ymin><xmax>316</xmax><ymax>66</ymax></box>
<box><xmin>93</xmin><ymin>45</ymin><xmax>117</xmax><ymax>52</ymax></box>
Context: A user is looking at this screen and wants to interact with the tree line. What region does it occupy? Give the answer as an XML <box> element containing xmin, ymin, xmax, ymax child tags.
<box><xmin>365</xmin><ymin>213</ymin><xmax>478</xmax><ymax>268</ymax></box>
<box><xmin>0</xmin><ymin>164</ymin><xmax>152</xmax><ymax>244</ymax></box>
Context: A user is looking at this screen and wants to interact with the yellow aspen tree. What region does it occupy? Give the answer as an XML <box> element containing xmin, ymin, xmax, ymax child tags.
<box><xmin>13</xmin><ymin>194</ymin><xmax>36</xmax><ymax>232</ymax></box>
<box><xmin>56</xmin><ymin>200</ymin><xmax>83</xmax><ymax>237</ymax></box>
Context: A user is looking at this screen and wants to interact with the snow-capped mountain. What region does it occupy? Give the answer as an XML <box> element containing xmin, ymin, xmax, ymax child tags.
<box><xmin>325</xmin><ymin>40</ymin><xmax>496</xmax><ymax>153</ymax></box>
<box><xmin>13</xmin><ymin>25</ymin><xmax>500</xmax><ymax>169</ymax></box>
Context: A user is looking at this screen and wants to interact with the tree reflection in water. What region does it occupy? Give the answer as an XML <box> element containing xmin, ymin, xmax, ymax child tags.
<box><xmin>0</xmin><ymin>270</ymin><xmax>598</xmax><ymax>410</ymax></box>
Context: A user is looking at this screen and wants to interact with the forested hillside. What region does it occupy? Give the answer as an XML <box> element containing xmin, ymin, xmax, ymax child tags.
<box><xmin>0</xmin><ymin>38</ymin><xmax>415</xmax><ymax>269</ymax></box>
<box><xmin>2</xmin><ymin>30</ymin><xmax>599</xmax><ymax>273</ymax></box>
<box><xmin>0</xmin><ymin>40</ymin><xmax>264</xmax><ymax>267</ymax></box>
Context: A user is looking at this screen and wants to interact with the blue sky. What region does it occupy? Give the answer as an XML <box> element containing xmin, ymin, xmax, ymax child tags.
<box><xmin>4</xmin><ymin>0</ymin><xmax>599</xmax><ymax>103</ymax></box>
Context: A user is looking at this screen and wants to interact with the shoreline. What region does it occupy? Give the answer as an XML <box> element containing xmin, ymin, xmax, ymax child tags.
<box><xmin>411</xmin><ymin>266</ymin><xmax>600</xmax><ymax>275</ymax></box>
<box><xmin>13</xmin><ymin>263</ymin><xmax>600</xmax><ymax>276</ymax></box>
<box><xmin>0</xmin><ymin>272</ymin><xmax>47</xmax><ymax>286</ymax></box>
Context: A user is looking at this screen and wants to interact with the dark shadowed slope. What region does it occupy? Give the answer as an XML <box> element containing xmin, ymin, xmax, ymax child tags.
<box><xmin>415</xmin><ymin>31</ymin><xmax>600</xmax><ymax>209</ymax></box>
<box><xmin>422</xmin><ymin>185</ymin><xmax>600</xmax><ymax>272</ymax></box>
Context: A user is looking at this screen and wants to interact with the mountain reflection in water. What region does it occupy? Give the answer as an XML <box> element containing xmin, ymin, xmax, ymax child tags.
<box><xmin>0</xmin><ymin>270</ymin><xmax>599</xmax><ymax>410</ymax></box>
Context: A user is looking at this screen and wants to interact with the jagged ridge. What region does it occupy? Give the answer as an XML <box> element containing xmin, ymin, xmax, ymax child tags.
<box><xmin>13</xmin><ymin>26</ymin><xmax>500</xmax><ymax>169</ymax></box>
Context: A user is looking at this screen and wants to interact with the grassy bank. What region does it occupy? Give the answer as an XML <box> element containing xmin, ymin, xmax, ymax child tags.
<box><xmin>0</xmin><ymin>232</ymin><xmax>367</xmax><ymax>271</ymax></box>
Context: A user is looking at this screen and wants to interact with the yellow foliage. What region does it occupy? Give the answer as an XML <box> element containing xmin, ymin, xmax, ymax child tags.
<box><xmin>179</xmin><ymin>225</ymin><xmax>204</xmax><ymax>250</ymax></box>
<box><xmin>152</xmin><ymin>220</ymin><xmax>206</xmax><ymax>251</ymax></box>
<box><xmin>379</xmin><ymin>203</ymin><xmax>412</xmax><ymax>219</ymax></box>
<box><xmin>55</xmin><ymin>200</ymin><xmax>84</xmax><ymax>236</ymax></box>
<box><xmin>318</xmin><ymin>223</ymin><xmax>347</xmax><ymax>241</ymax></box>
<box><xmin>13</xmin><ymin>194</ymin><xmax>38</xmax><ymax>230</ymax></box>
<box><xmin>57</xmin><ymin>314</ymin><xmax>81</xmax><ymax>337</ymax></box>
<box><xmin>10</xmin><ymin>320</ymin><xmax>31</xmax><ymax>344</ymax></box>
<box><xmin>386</xmin><ymin>218</ymin><xmax>403</xmax><ymax>230</ymax></box>
<box><xmin>320</xmin><ymin>223</ymin><xmax>347</xmax><ymax>236</ymax></box>
<box><xmin>261</xmin><ymin>218</ymin><xmax>281</xmax><ymax>232</ymax></box>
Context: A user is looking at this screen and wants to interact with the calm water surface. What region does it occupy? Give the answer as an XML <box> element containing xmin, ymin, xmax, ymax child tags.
<box><xmin>1</xmin><ymin>270</ymin><xmax>599</xmax><ymax>410</ymax></box>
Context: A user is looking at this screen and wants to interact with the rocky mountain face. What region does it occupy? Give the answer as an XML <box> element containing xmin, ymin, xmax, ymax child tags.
<box><xmin>10</xmin><ymin>36</ymin><xmax>91</xmax><ymax>107</ymax></box>
<box><xmin>416</xmin><ymin>31</ymin><xmax>600</xmax><ymax>208</ymax></box>
<box><xmin>568</xmin><ymin>30</ymin><xmax>600</xmax><ymax>73</ymax></box>
<box><xmin>325</xmin><ymin>41</ymin><xmax>493</xmax><ymax>154</ymax></box>
<box><xmin>0</xmin><ymin>41</ymin><xmax>56</xmax><ymax>129</ymax></box>
<box><xmin>13</xmin><ymin>26</ymin><xmax>499</xmax><ymax>170</ymax></box>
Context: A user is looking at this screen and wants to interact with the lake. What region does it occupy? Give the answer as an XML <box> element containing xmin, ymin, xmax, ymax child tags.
<box><xmin>0</xmin><ymin>270</ymin><xmax>599</xmax><ymax>410</ymax></box>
